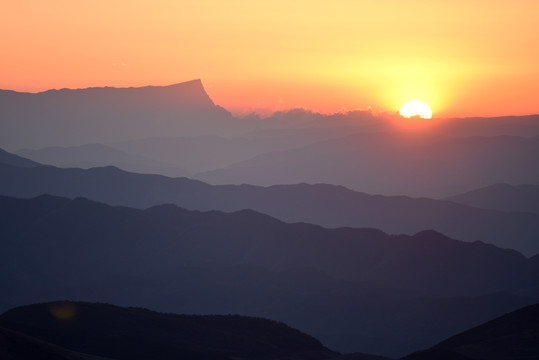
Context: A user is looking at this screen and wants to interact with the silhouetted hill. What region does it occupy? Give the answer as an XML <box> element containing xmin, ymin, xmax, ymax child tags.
<box><xmin>195</xmin><ymin>133</ymin><xmax>539</xmax><ymax>198</ymax></box>
<box><xmin>0</xmin><ymin>301</ymin><xmax>335</xmax><ymax>360</ymax></box>
<box><xmin>0</xmin><ymin>148</ymin><xmax>40</xmax><ymax>167</ymax></box>
<box><xmin>16</xmin><ymin>144</ymin><xmax>188</xmax><ymax>177</ymax></box>
<box><xmin>0</xmin><ymin>326</ymin><xmax>116</xmax><ymax>360</ymax></box>
<box><xmin>1</xmin><ymin>194</ymin><xmax>539</xmax><ymax>356</ymax></box>
<box><xmin>1</xmin><ymin>194</ymin><xmax>538</xmax><ymax>296</ymax></box>
<box><xmin>447</xmin><ymin>183</ymin><xmax>539</xmax><ymax>215</ymax></box>
<box><xmin>405</xmin><ymin>302</ymin><xmax>539</xmax><ymax>359</ymax></box>
<box><xmin>1</xmin><ymin>160</ymin><xmax>539</xmax><ymax>255</ymax></box>
<box><xmin>331</xmin><ymin>354</ymin><xmax>393</xmax><ymax>360</ymax></box>
<box><xmin>3</xmin><ymin>301</ymin><xmax>539</xmax><ymax>360</ymax></box>
<box><xmin>0</xmin><ymin>80</ymin><xmax>239</xmax><ymax>150</ymax></box>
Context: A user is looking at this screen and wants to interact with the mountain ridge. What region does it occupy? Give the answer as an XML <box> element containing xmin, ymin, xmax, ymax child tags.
<box><xmin>446</xmin><ymin>183</ymin><xmax>539</xmax><ymax>215</ymax></box>
<box><xmin>0</xmin><ymin>79</ymin><xmax>236</xmax><ymax>150</ymax></box>
<box><xmin>3</xmin><ymin>300</ymin><xmax>539</xmax><ymax>360</ymax></box>
<box><xmin>1</xmin><ymin>158</ymin><xmax>538</xmax><ymax>255</ymax></box>
<box><xmin>0</xmin><ymin>301</ymin><xmax>335</xmax><ymax>360</ymax></box>
<box><xmin>1</xmin><ymin>192</ymin><xmax>538</xmax><ymax>356</ymax></box>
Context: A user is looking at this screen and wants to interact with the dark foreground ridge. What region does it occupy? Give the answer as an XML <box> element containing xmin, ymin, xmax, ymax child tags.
<box><xmin>404</xmin><ymin>302</ymin><xmax>539</xmax><ymax>359</ymax></box>
<box><xmin>0</xmin><ymin>301</ymin><xmax>336</xmax><ymax>360</ymax></box>
<box><xmin>2</xmin><ymin>301</ymin><xmax>539</xmax><ymax>360</ymax></box>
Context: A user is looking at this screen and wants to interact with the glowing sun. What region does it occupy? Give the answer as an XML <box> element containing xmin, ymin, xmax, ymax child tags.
<box><xmin>399</xmin><ymin>100</ymin><xmax>432</xmax><ymax>119</ymax></box>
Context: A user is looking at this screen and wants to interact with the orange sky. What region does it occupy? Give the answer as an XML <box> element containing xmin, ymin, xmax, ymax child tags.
<box><xmin>1</xmin><ymin>0</ymin><xmax>538</xmax><ymax>117</ymax></box>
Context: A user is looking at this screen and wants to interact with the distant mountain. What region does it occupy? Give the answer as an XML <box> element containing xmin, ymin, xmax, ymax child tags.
<box><xmin>13</xmin><ymin>127</ymin><xmax>359</xmax><ymax>176</ymax></box>
<box><xmin>195</xmin><ymin>133</ymin><xmax>539</xmax><ymax>198</ymax></box>
<box><xmin>0</xmin><ymin>148</ymin><xmax>40</xmax><ymax>168</ymax></box>
<box><xmin>0</xmin><ymin>80</ymin><xmax>240</xmax><ymax>150</ymax></box>
<box><xmin>1</xmin><ymin>159</ymin><xmax>539</xmax><ymax>255</ymax></box>
<box><xmin>436</xmin><ymin>114</ymin><xmax>539</xmax><ymax>137</ymax></box>
<box><xmin>16</xmin><ymin>144</ymin><xmax>188</xmax><ymax>177</ymax></box>
<box><xmin>3</xmin><ymin>194</ymin><xmax>537</xmax><ymax>297</ymax></box>
<box><xmin>259</xmin><ymin>110</ymin><xmax>539</xmax><ymax>138</ymax></box>
<box><xmin>446</xmin><ymin>183</ymin><xmax>539</xmax><ymax>215</ymax></box>
<box><xmin>405</xmin><ymin>302</ymin><xmax>539</xmax><ymax>360</ymax></box>
<box><xmin>1</xmin><ymin>194</ymin><xmax>539</xmax><ymax>356</ymax></box>
<box><xmin>0</xmin><ymin>326</ymin><xmax>116</xmax><ymax>360</ymax></box>
<box><xmin>0</xmin><ymin>301</ymin><xmax>335</xmax><ymax>360</ymax></box>
<box><xmin>107</xmin><ymin>127</ymin><xmax>353</xmax><ymax>174</ymax></box>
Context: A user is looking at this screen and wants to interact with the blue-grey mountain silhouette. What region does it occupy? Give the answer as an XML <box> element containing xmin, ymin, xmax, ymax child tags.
<box><xmin>0</xmin><ymin>80</ymin><xmax>239</xmax><ymax>150</ymax></box>
<box><xmin>1</xmin><ymin>194</ymin><xmax>538</xmax><ymax>356</ymax></box>
<box><xmin>404</xmin><ymin>302</ymin><xmax>539</xmax><ymax>359</ymax></box>
<box><xmin>0</xmin><ymin>148</ymin><xmax>41</xmax><ymax>168</ymax></box>
<box><xmin>1</xmin><ymin>154</ymin><xmax>539</xmax><ymax>255</ymax></box>
<box><xmin>0</xmin><ymin>301</ymin><xmax>335</xmax><ymax>360</ymax></box>
<box><xmin>2</xmin><ymin>300</ymin><xmax>539</xmax><ymax>360</ymax></box>
<box><xmin>195</xmin><ymin>133</ymin><xmax>539</xmax><ymax>198</ymax></box>
<box><xmin>16</xmin><ymin>143</ymin><xmax>188</xmax><ymax>177</ymax></box>
<box><xmin>447</xmin><ymin>183</ymin><xmax>539</xmax><ymax>215</ymax></box>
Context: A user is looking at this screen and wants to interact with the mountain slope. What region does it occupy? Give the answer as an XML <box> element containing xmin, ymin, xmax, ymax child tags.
<box><xmin>1</xmin><ymin>160</ymin><xmax>538</xmax><ymax>255</ymax></box>
<box><xmin>405</xmin><ymin>302</ymin><xmax>539</xmax><ymax>360</ymax></box>
<box><xmin>433</xmin><ymin>302</ymin><xmax>539</xmax><ymax>359</ymax></box>
<box><xmin>0</xmin><ymin>326</ymin><xmax>117</xmax><ymax>360</ymax></box>
<box><xmin>16</xmin><ymin>144</ymin><xmax>188</xmax><ymax>177</ymax></box>
<box><xmin>446</xmin><ymin>183</ymin><xmax>539</xmax><ymax>215</ymax></box>
<box><xmin>0</xmin><ymin>80</ymin><xmax>238</xmax><ymax>150</ymax></box>
<box><xmin>106</xmin><ymin>127</ymin><xmax>352</xmax><ymax>174</ymax></box>
<box><xmin>1</xmin><ymin>194</ymin><xmax>537</xmax><ymax>297</ymax></box>
<box><xmin>3</xmin><ymin>300</ymin><xmax>539</xmax><ymax>360</ymax></box>
<box><xmin>0</xmin><ymin>301</ymin><xmax>335</xmax><ymax>360</ymax></box>
<box><xmin>0</xmin><ymin>148</ymin><xmax>40</xmax><ymax>168</ymax></box>
<box><xmin>1</xmin><ymin>195</ymin><xmax>538</xmax><ymax>356</ymax></box>
<box><xmin>1</xmin><ymin>194</ymin><xmax>538</xmax><ymax>304</ymax></box>
<box><xmin>196</xmin><ymin>133</ymin><xmax>539</xmax><ymax>198</ymax></box>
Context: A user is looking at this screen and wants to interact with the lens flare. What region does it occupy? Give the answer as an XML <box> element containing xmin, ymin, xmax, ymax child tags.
<box><xmin>48</xmin><ymin>302</ymin><xmax>77</xmax><ymax>321</ymax></box>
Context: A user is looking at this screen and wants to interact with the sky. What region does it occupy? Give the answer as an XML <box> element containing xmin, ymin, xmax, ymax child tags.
<box><xmin>1</xmin><ymin>0</ymin><xmax>538</xmax><ymax>117</ymax></box>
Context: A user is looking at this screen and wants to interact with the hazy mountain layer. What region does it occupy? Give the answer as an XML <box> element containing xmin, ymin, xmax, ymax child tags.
<box><xmin>16</xmin><ymin>144</ymin><xmax>188</xmax><ymax>177</ymax></box>
<box><xmin>106</xmin><ymin>127</ymin><xmax>353</xmax><ymax>174</ymax></box>
<box><xmin>1</xmin><ymin>160</ymin><xmax>538</xmax><ymax>255</ymax></box>
<box><xmin>0</xmin><ymin>80</ymin><xmax>237</xmax><ymax>150</ymax></box>
<box><xmin>15</xmin><ymin>128</ymin><xmax>351</xmax><ymax>176</ymax></box>
<box><xmin>0</xmin><ymin>148</ymin><xmax>41</xmax><ymax>168</ymax></box>
<box><xmin>1</xmin><ymin>194</ymin><xmax>538</xmax><ymax>356</ymax></box>
<box><xmin>196</xmin><ymin>133</ymin><xmax>539</xmax><ymax>198</ymax></box>
<box><xmin>447</xmin><ymin>183</ymin><xmax>539</xmax><ymax>215</ymax></box>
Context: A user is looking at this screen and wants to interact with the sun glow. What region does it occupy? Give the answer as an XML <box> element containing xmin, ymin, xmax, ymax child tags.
<box><xmin>399</xmin><ymin>100</ymin><xmax>433</xmax><ymax>119</ymax></box>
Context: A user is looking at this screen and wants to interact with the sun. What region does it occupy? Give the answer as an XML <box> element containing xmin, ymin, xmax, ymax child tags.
<box><xmin>399</xmin><ymin>100</ymin><xmax>432</xmax><ymax>119</ymax></box>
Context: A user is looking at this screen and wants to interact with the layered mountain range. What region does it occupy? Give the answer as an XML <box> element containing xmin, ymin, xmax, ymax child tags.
<box><xmin>1</xmin><ymin>80</ymin><xmax>539</xmax><ymax>358</ymax></box>
<box><xmin>1</xmin><ymin>193</ymin><xmax>538</xmax><ymax>356</ymax></box>
<box><xmin>2</xmin><ymin>80</ymin><xmax>539</xmax><ymax>197</ymax></box>
<box><xmin>1</xmin><ymin>157</ymin><xmax>538</xmax><ymax>255</ymax></box>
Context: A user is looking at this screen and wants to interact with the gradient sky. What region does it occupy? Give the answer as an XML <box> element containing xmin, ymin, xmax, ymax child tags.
<box><xmin>1</xmin><ymin>0</ymin><xmax>538</xmax><ymax>117</ymax></box>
